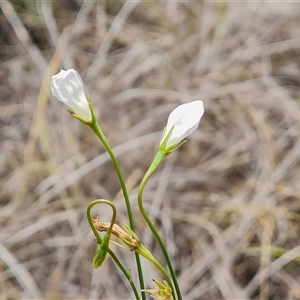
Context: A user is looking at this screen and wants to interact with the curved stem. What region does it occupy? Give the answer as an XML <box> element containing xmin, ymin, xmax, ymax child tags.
<box><xmin>87</xmin><ymin>199</ymin><xmax>140</xmax><ymax>300</ymax></box>
<box><xmin>89</xmin><ymin>121</ymin><xmax>145</xmax><ymax>300</ymax></box>
<box><xmin>138</xmin><ymin>150</ymin><xmax>182</xmax><ymax>300</ymax></box>
<box><xmin>87</xmin><ymin>199</ymin><xmax>113</xmax><ymax>245</ymax></box>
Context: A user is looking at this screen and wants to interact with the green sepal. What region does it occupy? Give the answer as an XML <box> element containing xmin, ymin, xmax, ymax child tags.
<box><xmin>119</xmin><ymin>224</ymin><xmax>140</xmax><ymax>250</ymax></box>
<box><xmin>92</xmin><ymin>232</ymin><xmax>111</xmax><ymax>269</ymax></box>
<box><xmin>159</xmin><ymin>125</ymin><xmax>187</xmax><ymax>155</ymax></box>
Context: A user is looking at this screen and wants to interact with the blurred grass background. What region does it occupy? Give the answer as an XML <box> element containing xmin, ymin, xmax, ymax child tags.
<box><xmin>1</xmin><ymin>0</ymin><xmax>300</xmax><ymax>299</ymax></box>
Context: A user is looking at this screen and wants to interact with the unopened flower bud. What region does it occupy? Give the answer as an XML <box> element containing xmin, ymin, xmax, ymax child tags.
<box><xmin>160</xmin><ymin>100</ymin><xmax>204</xmax><ymax>152</ymax></box>
<box><xmin>92</xmin><ymin>232</ymin><xmax>110</xmax><ymax>269</ymax></box>
<box><xmin>50</xmin><ymin>69</ymin><xmax>92</xmax><ymax>123</ymax></box>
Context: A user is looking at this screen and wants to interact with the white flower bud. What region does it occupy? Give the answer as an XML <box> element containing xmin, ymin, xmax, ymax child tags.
<box><xmin>50</xmin><ymin>69</ymin><xmax>92</xmax><ymax>122</ymax></box>
<box><xmin>161</xmin><ymin>100</ymin><xmax>204</xmax><ymax>150</ymax></box>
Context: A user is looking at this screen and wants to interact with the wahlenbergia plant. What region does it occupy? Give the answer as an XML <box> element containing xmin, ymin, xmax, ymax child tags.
<box><xmin>50</xmin><ymin>68</ymin><xmax>204</xmax><ymax>300</ymax></box>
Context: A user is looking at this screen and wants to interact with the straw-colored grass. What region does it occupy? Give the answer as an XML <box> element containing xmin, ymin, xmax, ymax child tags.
<box><xmin>1</xmin><ymin>1</ymin><xmax>300</xmax><ymax>299</ymax></box>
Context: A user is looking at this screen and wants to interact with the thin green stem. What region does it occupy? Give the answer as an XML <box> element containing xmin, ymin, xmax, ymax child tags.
<box><xmin>87</xmin><ymin>200</ymin><xmax>140</xmax><ymax>300</ymax></box>
<box><xmin>89</xmin><ymin>121</ymin><xmax>145</xmax><ymax>300</ymax></box>
<box><xmin>138</xmin><ymin>150</ymin><xmax>182</xmax><ymax>300</ymax></box>
<box><xmin>107</xmin><ymin>248</ymin><xmax>140</xmax><ymax>299</ymax></box>
<box><xmin>137</xmin><ymin>244</ymin><xmax>173</xmax><ymax>289</ymax></box>
<box><xmin>87</xmin><ymin>200</ymin><xmax>114</xmax><ymax>245</ymax></box>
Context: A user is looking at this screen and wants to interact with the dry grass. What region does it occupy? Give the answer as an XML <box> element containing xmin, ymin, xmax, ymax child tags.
<box><xmin>1</xmin><ymin>1</ymin><xmax>300</xmax><ymax>299</ymax></box>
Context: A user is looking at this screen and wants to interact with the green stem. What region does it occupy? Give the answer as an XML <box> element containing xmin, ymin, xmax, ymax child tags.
<box><xmin>87</xmin><ymin>199</ymin><xmax>116</xmax><ymax>244</ymax></box>
<box><xmin>87</xmin><ymin>200</ymin><xmax>140</xmax><ymax>300</ymax></box>
<box><xmin>137</xmin><ymin>244</ymin><xmax>173</xmax><ymax>289</ymax></box>
<box><xmin>138</xmin><ymin>150</ymin><xmax>182</xmax><ymax>300</ymax></box>
<box><xmin>89</xmin><ymin>121</ymin><xmax>145</xmax><ymax>300</ymax></box>
<box><xmin>107</xmin><ymin>248</ymin><xmax>140</xmax><ymax>299</ymax></box>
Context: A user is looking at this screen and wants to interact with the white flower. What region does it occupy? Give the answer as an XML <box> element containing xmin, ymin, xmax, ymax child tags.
<box><xmin>50</xmin><ymin>69</ymin><xmax>92</xmax><ymax>122</ymax></box>
<box><xmin>160</xmin><ymin>100</ymin><xmax>204</xmax><ymax>150</ymax></box>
